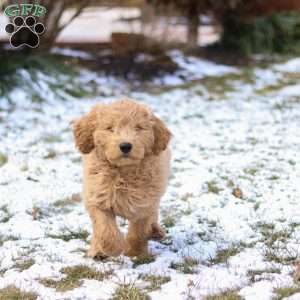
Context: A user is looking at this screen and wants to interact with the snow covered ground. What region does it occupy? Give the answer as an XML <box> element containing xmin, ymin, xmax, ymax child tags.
<box><xmin>1</xmin><ymin>51</ymin><xmax>300</xmax><ymax>300</ymax></box>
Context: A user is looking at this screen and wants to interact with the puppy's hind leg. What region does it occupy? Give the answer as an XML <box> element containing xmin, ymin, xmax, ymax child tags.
<box><xmin>125</xmin><ymin>218</ymin><xmax>150</xmax><ymax>257</ymax></box>
<box><xmin>125</xmin><ymin>215</ymin><xmax>165</xmax><ymax>257</ymax></box>
<box><xmin>87</xmin><ymin>207</ymin><xmax>125</xmax><ymax>258</ymax></box>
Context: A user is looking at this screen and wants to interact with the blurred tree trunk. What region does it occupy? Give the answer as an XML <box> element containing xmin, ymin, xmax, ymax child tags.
<box><xmin>147</xmin><ymin>0</ymin><xmax>300</xmax><ymax>50</ymax></box>
<box><xmin>4</xmin><ymin>0</ymin><xmax>90</xmax><ymax>51</ymax></box>
<box><xmin>39</xmin><ymin>0</ymin><xmax>91</xmax><ymax>50</ymax></box>
<box><xmin>187</xmin><ymin>9</ymin><xmax>199</xmax><ymax>47</ymax></box>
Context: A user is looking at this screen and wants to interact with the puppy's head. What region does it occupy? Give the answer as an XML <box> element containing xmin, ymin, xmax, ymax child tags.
<box><xmin>72</xmin><ymin>99</ymin><xmax>171</xmax><ymax>166</ymax></box>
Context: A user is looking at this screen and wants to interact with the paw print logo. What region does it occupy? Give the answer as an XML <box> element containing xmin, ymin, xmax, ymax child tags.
<box><xmin>5</xmin><ymin>16</ymin><xmax>45</xmax><ymax>48</ymax></box>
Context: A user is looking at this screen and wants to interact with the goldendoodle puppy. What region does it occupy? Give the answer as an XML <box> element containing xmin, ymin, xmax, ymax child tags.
<box><xmin>72</xmin><ymin>99</ymin><xmax>171</xmax><ymax>258</ymax></box>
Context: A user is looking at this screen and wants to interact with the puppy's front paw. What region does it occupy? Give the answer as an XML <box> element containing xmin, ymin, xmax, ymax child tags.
<box><xmin>150</xmin><ymin>223</ymin><xmax>166</xmax><ymax>241</ymax></box>
<box><xmin>87</xmin><ymin>246</ymin><xmax>106</xmax><ymax>259</ymax></box>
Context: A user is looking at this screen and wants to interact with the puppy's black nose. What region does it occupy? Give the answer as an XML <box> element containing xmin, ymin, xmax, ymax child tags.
<box><xmin>119</xmin><ymin>142</ymin><xmax>132</xmax><ymax>154</ymax></box>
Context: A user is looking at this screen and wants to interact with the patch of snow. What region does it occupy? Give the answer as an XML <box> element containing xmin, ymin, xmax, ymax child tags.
<box><xmin>1</xmin><ymin>55</ymin><xmax>300</xmax><ymax>299</ymax></box>
<box><xmin>164</xmin><ymin>50</ymin><xmax>238</xmax><ymax>84</ymax></box>
<box><xmin>273</xmin><ymin>58</ymin><xmax>300</xmax><ymax>73</ymax></box>
<box><xmin>51</xmin><ymin>47</ymin><xmax>95</xmax><ymax>59</ymax></box>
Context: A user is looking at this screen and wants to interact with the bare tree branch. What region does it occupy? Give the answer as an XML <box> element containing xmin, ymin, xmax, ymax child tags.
<box><xmin>57</xmin><ymin>0</ymin><xmax>91</xmax><ymax>33</ymax></box>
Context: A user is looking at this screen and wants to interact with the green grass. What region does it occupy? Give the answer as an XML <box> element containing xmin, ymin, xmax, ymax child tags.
<box><xmin>52</xmin><ymin>196</ymin><xmax>80</xmax><ymax>214</ymax></box>
<box><xmin>43</xmin><ymin>194</ymin><xmax>83</xmax><ymax>217</ymax></box>
<box><xmin>48</xmin><ymin>229</ymin><xmax>89</xmax><ymax>242</ymax></box>
<box><xmin>247</xmin><ymin>137</ymin><xmax>259</xmax><ymax>146</ymax></box>
<box><xmin>163</xmin><ymin>215</ymin><xmax>176</xmax><ymax>228</ymax></box>
<box><xmin>289</xmin><ymin>160</ymin><xmax>296</xmax><ymax>166</ymax></box>
<box><xmin>0</xmin><ymin>153</ymin><xmax>8</xmax><ymax>167</ymax></box>
<box><xmin>0</xmin><ymin>205</ymin><xmax>12</xmax><ymax>223</ymax></box>
<box><xmin>256</xmin><ymin>82</ymin><xmax>289</xmax><ymax>96</ymax></box>
<box><xmin>43</xmin><ymin>134</ymin><xmax>63</xmax><ymax>143</ymax></box>
<box><xmin>247</xmin><ymin>268</ymin><xmax>280</xmax><ymax>283</ymax></box>
<box><xmin>111</xmin><ymin>284</ymin><xmax>149</xmax><ymax>300</ymax></box>
<box><xmin>255</xmin><ymin>74</ymin><xmax>300</xmax><ymax>100</ymax></box>
<box><xmin>258</xmin><ymin>222</ymin><xmax>293</xmax><ymax>247</ymax></box>
<box><xmin>40</xmin><ymin>265</ymin><xmax>113</xmax><ymax>292</ymax></box>
<box><xmin>273</xmin><ymin>96</ymin><xmax>300</xmax><ymax>111</ymax></box>
<box><xmin>209</xmin><ymin>245</ymin><xmax>241</xmax><ymax>265</ymax></box>
<box><xmin>0</xmin><ymin>235</ymin><xmax>18</xmax><ymax>246</ymax></box>
<box><xmin>140</xmin><ymin>274</ymin><xmax>171</xmax><ymax>291</ymax></box>
<box><xmin>200</xmin><ymin>75</ymin><xmax>235</xmax><ymax>100</ymax></box>
<box><xmin>273</xmin><ymin>286</ymin><xmax>300</xmax><ymax>300</ymax></box>
<box><xmin>206</xmin><ymin>181</ymin><xmax>222</xmax><ymax>194</ymax></box>
<box><xmin>289</xmin><ymin>222</ymin><xmax>300</xmax><ymax>230</ymax></box>
<box><xmin>144</xmin><ymin>70</ymin><xmax>253</xmax><ymax>98</ymax></box>
<box><xmin>264</xmin><ymin>250</ymin><xmax>297</xmax><ymax>265</ymax></box>
<box><xmin>180</xmin><ymin>192</ymin><xmax>193</xmax><ymax>201</ymax></box>
<box><xmin>132</xmin><ymin>254</ymin><xmax>155</xmax><ymax>267</ymax></box>
<box><xmin>254</xmin><ymin>202</ymin><xmax>260</xmax><ymax>211</ymax></box>
<box><xmin>205</xmin><ymin>290</ymin><xmax>241</xmax><ymax>300</ymax></box>
<box><xmin>14</xmin><ymin>259</ymin><xmax>35</xmax><ymax>271</ymax></box>
<box><xmin>243</xmin><ymin>168</ymin><xmax>258</xmax><ymax>176</ymax></box>
<box><xmin>0</xmin><ymin>285</ymin><xmax>37</xmax><ymax>300</ymax></box>
<box><xmin>43</xmin><ymin>149</ymin><xmax>57</xmax><ymax>159</ymax></box>
<box><xmin>170</xmin><ymin>257</ymin><xmax>199</xmax><ymax>274</ymax></box>
<box><xmin>257</xmin><ymin>222</ymin><xmax>298</xmax><ymax>265</ymax></box>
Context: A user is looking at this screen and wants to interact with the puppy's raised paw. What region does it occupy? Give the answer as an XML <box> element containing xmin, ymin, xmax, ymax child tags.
<box><xmin>150</xmin><ymin>223</ymin><xmax>166</xmax><ymax>241</ymax></box>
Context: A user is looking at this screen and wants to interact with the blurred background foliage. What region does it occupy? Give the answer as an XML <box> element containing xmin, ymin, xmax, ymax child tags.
<box><xmin>220</xmin><ymin>11</ymin><xmax>300</xmax><ymax>55</ymax></box>
<box><xmin>1</xmin><ymin>0</ymin><xmax>300</xmax><ymax>98</ymax></box>
<box><xmin>1</xmin><ymin>0</ymin><xmax>300</xmax><ymax>55</ymax></box>
<box><xmin>147</xmin><ymin>0</ymin><xmax>300</xmax><ymax>53</ymax></box>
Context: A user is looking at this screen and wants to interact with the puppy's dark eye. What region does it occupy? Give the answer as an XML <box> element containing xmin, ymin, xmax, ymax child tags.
<box><xmin>105</xmin><ymin>126</ymin><xmax>114</xmax><ymax>132</ymax></box>
<box><xmin>135</xmin><ymin>125</ymin><xmax>145</xmax><ymax>131</ymax></box>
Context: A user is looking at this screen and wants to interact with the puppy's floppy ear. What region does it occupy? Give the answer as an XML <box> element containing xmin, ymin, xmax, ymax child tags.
<box><xmin>72</xmin><ymin>107</ymin><xmax>98</xmax><ymax>154</ymax></box>
<box><xmin>152</xmin><ymin>115</ymin><xmax>172</xmax><ymax>155</ymax></box>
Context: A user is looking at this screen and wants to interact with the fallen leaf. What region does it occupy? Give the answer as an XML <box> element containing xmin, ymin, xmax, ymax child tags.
<box><xmin>232</xmin><ymin>187</ymin><xmax>243</xmax><ymax>199</ymax></box>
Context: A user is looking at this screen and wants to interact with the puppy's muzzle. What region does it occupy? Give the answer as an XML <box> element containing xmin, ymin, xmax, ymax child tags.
<box><xmin>119</xmin><ymin>142</ymin><xmax>132</xmax><ymax>154</ymax></box>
